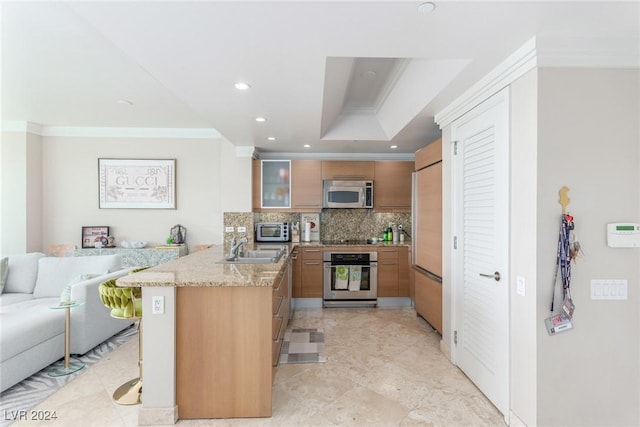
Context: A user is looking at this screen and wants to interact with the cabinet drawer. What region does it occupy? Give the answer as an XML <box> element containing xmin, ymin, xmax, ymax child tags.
<box><xmin>272</xmin><ymin>316</ymin><xmax>283</xmax><ymax>341</ymax></box>
<box><xmin>301</xmin><ymin>248</ymin><xmax>323</xmax><ymax>260</ymax></box>
<box><xmin>378</xmin><ymin>248</ymin><xmax>398</xmax><ymax>261</ymax></box>
<box><xmin>273</xmin><ymin>275</ymin><xmax>288</xmax><ymax>298</ymax></box>
<box><xmin>415</xmin><ymin>269</ymin><xmax>442</xmax><ymax>333</ymax></box>
<box><xmin>272</xmin><ymin>339</ymin><xmax>283</xmax><ymax>367</ymax></box>
<box><xmin>272</xmin><ymin>295</ymin><xmax>284</xmax><ymax>315</ymax></box>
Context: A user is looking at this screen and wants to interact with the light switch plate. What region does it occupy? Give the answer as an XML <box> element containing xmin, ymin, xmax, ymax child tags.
<box><xmin>516</xmin><ymin>276</ymin><xmax>526</xmax><ymax>296</ymax></box>
<box><xmin>591</xmin><ymin>279</ymin><xmax>627</xmax><ymax>300</ymax></box>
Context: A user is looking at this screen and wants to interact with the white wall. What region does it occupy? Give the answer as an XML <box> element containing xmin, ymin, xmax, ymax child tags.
<box><xmin>34</xmin><ymin>135</ymin><xmax>251</xmax><ymax>252</ymax></box>
<box><xmin>536</xmin><ymin>68</ymin><xmax>639</xmax><ymax>426</ymax></box>
<box><xmin>0</xmin><ymin>131</ymin><xmax>42</xmax><ymax>254</ymax></box>
<box><xmin>509</xmin><ymin>69</ymin><xmax>538</xmax><ymax>426</ymax></box>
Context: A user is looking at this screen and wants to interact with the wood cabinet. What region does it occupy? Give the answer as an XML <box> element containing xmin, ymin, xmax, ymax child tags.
<box><xmin>414</xmin><ymin>268</ymin><xmax>442</xmax><ymax>333</ymax></box>
<box><xmin>176</xmin><ymin>286</ymin><xmax>273</xmax><ymax>418</ymax></box>
<box><xmin>291</xmin><ymin>247</ymin><xmax>302</xmax><ymax>297</ymax></box>
<box><xmin>415</xmin><ymin>138</ymin><xmax>442</xmax><ymax>170</ymax></box>
<box><xmin>300</xmin><ymin>247</ymin><xmax>323</xmax><ymax>297</ymax></box>
<box><xmin>321</xmin><ymin>160</ymin><xmax>374</xmax><ymax>180</ymax></box>
<box><xmin>377</xmin><ymin>246</ymin><xmax>409</xmax><ymax>297</ymax></box>
<box><xmin>373</xmin><ymin>161</ymin><xmax>413</xmax><ymax>212</ymax></box>
<box><xmin>291</xmin><ymin>160</ymin><xmax>322</xmax><ymax>211</ymax></box>
<box><xmin>176</xmin><ymin>260</ymin><xmax>291</xmax><ymax>419</ymax></box>
<box><xmin>253</xmin><ymin>160</ymin><xmax>321</xmax><ymax>212</ymax></box>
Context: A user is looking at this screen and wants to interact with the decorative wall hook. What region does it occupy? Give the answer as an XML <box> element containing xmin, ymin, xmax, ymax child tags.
<box><xmin>559</xmin><ymin>186</ymin><xmax>570</xmax><ymax>214</ymax></box>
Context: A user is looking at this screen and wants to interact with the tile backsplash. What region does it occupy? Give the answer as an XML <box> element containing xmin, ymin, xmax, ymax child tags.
<box><xmin>223</xmin><ymin>210</ymin><xmax>412</xmax><ymax>243</ymax></box>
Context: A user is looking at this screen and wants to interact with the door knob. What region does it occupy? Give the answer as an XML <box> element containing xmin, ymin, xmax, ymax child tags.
<box><xmin>479</xmin><ymin>271</ymin><xmax>501</xmax><ymax>281</ymax></box>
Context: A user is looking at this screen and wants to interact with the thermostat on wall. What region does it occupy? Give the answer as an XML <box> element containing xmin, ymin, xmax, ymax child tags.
<box><xmin>607</xmin><ymin>223</ymin><xmax>640</xmax><ymax>248</ymax></box>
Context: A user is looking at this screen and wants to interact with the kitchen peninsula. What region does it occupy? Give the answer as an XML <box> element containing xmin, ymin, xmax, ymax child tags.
<box><xmin>116</xmin><ymin>245</ymin><xmax>292</xmax><ymax>425</ymax></box>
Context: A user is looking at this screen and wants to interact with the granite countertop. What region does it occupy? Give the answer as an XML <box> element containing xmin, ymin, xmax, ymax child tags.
<box><xmin>116</xmin><ymin>240</ymin><xmax>411</xmax><ymax>289</ymax></box>
<box><xmin>116</xmin><ymin>244</ymin><xmax>290</xmax><ymax>288</ymax></box>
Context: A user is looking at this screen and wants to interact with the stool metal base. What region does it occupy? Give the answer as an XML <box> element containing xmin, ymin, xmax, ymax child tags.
<box><xmin>113</xmin><ymin>378</ymin><xmax>142</xmax><ymax>405</ymax></box>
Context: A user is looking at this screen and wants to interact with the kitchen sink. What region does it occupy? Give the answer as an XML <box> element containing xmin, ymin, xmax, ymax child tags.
<box><xmin>217</xmin><ymin>247</ymin><xmax>286</xmax><ymax>264</ymax></box>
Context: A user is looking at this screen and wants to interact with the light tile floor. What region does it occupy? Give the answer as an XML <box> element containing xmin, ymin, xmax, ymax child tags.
<box><xmin>14</xmin><ymin>307</ymin><xmax>504</xmax><ymax>427</ymax></box>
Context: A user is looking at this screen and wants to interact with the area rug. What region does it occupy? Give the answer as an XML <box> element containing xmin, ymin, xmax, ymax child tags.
<box><xmin>0</xmin><ymin>325</ymin><xmax>137</xmax><ymax>427</ymax></box>
<box><xmin>279</xmin><ymin>328</ymin><xmax>326</xmax><ymax>364</ymax></box>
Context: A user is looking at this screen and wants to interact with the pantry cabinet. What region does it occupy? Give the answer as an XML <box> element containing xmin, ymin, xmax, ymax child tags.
<box><xmin>373</xmin><ymin>161</ymin><xmax>413</xmax><ymax>212</ymax></box>
<box><xmin>321</xmin><ymin>161</ymin><xmax>374</xmax><ymax>180</ymax></box>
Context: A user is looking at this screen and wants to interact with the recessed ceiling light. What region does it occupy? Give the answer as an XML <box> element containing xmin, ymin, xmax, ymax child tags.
<box><xmin>234</xmin><ymin>82</ymin><xmax>251</xmax><ymax>90</ymax></box>
<box><xmin>390</xmin><ymin>145</ymin><xmax>398</xmax><ymax>149</ymax></box>
<box><xmin>255</xmin><ymin>117</ymin><xmax>266</xmax><ymax>122</ymax></box>
<box><xmin>267</xmin><ymin>136</ymin><xmax>276</xmax><ymax>141</ymax></box>
<box><xmin>417</xmin><ymin>2</ymin><xmax>436</xmax><ymax>14</ymax></box>
<box><xmin>303</xmin><ymin>144</ymin><xmax>311</xmax><ymax>148</ymax></box>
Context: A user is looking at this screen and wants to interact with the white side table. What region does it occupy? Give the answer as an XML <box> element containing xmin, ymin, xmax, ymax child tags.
<box><xmin>48</xmin><ymin>300</ymin><xmax>86</xmax><ymax>377</ymax></box>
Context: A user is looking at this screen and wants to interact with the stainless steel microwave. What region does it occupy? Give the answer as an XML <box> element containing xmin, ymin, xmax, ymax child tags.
<box><xmin>323</xmin><ymin>180</ymin><xmax>373</xmax><ymax>209</ymax></box>
<box><xmin>255</xmin><ymin>222</ymin><xmax>290</xmax><ymax>242</ymax></box>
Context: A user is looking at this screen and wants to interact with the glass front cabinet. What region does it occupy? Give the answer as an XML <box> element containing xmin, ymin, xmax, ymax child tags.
<box><xmin>261</xmin><ymin>160</ymin><xmax>291</xmax><ymax>208</ymax></box>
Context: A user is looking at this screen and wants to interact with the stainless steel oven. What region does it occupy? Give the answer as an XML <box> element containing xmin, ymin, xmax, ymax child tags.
<box><xmin>323</xmin><ymin>251</ymin><xmax>377</xmax><ymax>307</ymax></box>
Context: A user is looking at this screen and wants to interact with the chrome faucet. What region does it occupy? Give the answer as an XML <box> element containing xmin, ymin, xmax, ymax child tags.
<box><xmin>226</xmin><ymin>236</ymin><xmax>248</xmax><ymax>260</ymax></box>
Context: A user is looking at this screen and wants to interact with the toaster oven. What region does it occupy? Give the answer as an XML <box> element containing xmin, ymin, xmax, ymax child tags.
<box><xmin>255</xmin><ymin>222</ymin><xmax>290</xmax><ymax>242</ymax></box>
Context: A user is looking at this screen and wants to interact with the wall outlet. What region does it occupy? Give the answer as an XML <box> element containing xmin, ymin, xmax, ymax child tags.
<box><xmin>225</xmin><ymin>226</ymin><xmax>234</xmax><ymax>233</ymax></box>
<box><xmin>237</xmin><ymin>226</ymin><xmax>247</xmax><ymax>232</ymax></box>
<box><xmin>152</xmin><ymin>296</ymin><xmax>164</xmax><ymax>314</ymax></box>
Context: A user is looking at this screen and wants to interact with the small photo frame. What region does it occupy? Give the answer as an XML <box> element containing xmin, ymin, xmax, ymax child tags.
<box><xmin>82</xmin><ymin>226</ymin><xmax>110</xmax><ymax>248</ymax></box>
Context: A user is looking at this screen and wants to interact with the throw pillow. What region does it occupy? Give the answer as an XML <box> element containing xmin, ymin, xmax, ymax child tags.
<box><xmin>0</xmin><ymin>257</ymin><xmax>8</xmax><ymax>294</ymax></box>
<box><xmin>4</xmin><ymin>252</ymin><xmax>46</xmax><ymax>294</ymax></box>
<box><xmin>60</xmin><ymin>273</ymin><xmax>101</xmax><ymax>303</ymax></box>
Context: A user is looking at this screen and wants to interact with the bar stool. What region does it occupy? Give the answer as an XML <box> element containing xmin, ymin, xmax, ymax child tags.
<box><xmin>98</xmin><ymin>278</ymin><xmax>143</xmax><ymax>405</ymax></box>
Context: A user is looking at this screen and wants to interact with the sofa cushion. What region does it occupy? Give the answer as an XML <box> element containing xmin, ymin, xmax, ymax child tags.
<box><xmin>0</xmin><ymin>297</ymin><xmax>64</xmax><ymax>362</ymax></box>
<box><xmin>33</xmin><ymin>255</ymin><xmax>122</xmax><ymax>299</ymax></box>
<box><xmin>3</xmin><ymin>253</ymin><xmax>45</xmax><ymax>294</ymax></box>
<box><xmin>0</xmin><ymin>257</ymin><xmax>8</xmax><ymax>293</ymax></box>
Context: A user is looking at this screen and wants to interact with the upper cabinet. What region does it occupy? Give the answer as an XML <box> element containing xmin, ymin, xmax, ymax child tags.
<box><xmin>321</xmin><ymin>161</ymin><xmax>374</xmax><ymax>180</ymax></box>
<box><xmin>253</xmin><ymin>159</ymin><xmax>321</xmax><ymax>212</ymax></box>
<box><xmin>291</xmin><ymin>160</ymin><xmax>322</xmax><ymax>211</ymax></box>
<box><xmin>373</xmin><ymin>161</ymin><xmax>413</xmax><ymax>212</ymax></box>
<box><xmin>415</xmin><ymin>138</ymin><xmax>442</xmax><ymax>171</ymax></box>
<box><xmin>258</xmin><ymin>160</ymin><xmax>291</xmax><ymax>209</ymax></box>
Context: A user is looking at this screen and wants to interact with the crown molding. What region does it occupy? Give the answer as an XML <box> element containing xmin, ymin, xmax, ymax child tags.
<box><xmin>435</xmin><ymin>37</ymin><xmax>537</xmax><ymax>128</ymax></box>
<box><xmin>256</xmin><ymin>151</ymin><xmax>414</xmax><ymax>161</ymax></box>
<box><xmin>1</xmin><ymin>122</ymin><xmax>222</xmax><ymax>139</ymax></box>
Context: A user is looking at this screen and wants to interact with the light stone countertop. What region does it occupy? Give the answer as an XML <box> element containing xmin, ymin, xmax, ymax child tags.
<box><xmin>116</xmin><ymin>240</ymin><xmax>411</xmax><ymax>289</ymax></box>
<box><xmin>116</xmin><ymin>244</ymin><xmax>290</xmax><ymax>288</ymax></box>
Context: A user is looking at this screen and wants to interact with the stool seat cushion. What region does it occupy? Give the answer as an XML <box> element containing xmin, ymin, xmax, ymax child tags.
<box><xmin>99</xmin><ymin>279</ymin><xmax>142</xmax><ymax>318</ymax></box>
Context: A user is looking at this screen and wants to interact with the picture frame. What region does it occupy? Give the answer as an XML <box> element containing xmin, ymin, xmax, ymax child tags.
<box><xmin>98</xmin><ymin>158</ymin><xmax>176</xmax><ymax>209</ymax></box>
<box><xmin>81</xmin><ymin>226</ymin><xmax>110</xmax><ymax>248</ymax></box>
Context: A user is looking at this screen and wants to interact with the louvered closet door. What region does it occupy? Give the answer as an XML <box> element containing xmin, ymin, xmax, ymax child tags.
<box><xmin>452</xmin><ymin>88</ymin><xmax>509</xmax><ymax>420</ymax></box>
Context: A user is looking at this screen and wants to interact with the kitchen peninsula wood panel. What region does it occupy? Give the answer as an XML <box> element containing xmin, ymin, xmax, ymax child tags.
<box><xmin>321</xmin><ymin>160</ymin><xmax>374</xmax><ymax>180</ymax></box>
<box><xmin>373</xmin><ymin>161</ymin><xmax>413</xmax><ymax>212</ymax></box>
<box><xmin>176</xmin><ymin>286</ymin><xmax>272</xmax><ymax>418</ymax></box>
<box><xmin>291</xmin><ymin>160</ymin><xmax>322</xmax><ymax>211</ymax></box>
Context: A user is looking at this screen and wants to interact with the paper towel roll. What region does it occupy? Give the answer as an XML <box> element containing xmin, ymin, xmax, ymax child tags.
<box><xmin>303</xmin><ymin>222</ymin><xmax>311</xmax><ymax>242</ymax></box>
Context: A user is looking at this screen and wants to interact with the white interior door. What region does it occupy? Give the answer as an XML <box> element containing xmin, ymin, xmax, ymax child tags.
<box><xmin>452</xmin><ymin>88</ymin><xmax>510</xmax><ymax>421</ymax></box>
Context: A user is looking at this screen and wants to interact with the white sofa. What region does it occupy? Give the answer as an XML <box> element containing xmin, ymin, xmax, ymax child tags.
<box><xmin>0</xmin><ymin>252</ymin><xmax>134</xmax><ymax>392</ymax></box>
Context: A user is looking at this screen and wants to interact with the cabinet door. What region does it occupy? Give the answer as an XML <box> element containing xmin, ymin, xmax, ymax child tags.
<box><xmin>415</xmin><ymin>138</ymin><xmax>442</xmax><ymax>170</ymax></box>
<box><xmin>414</xmin><ymin>269</ymin><xmax>442</xmax><ymax>333</ymax></box>
<box><xmin>321</xmin><ymin>161</ymin><xmax>374</xmax><ymax>180</ymax></box>
<box><xmin>261</xmin><ymin>160</ymin><xmax>291</xmax><ymax>209</ymax></box>
<box><xmin>252</xmin><ymin>160</ymin><xmax>262</xmax><ymax>211</ymax></box>
<box><xmin>377</xmin><ymin>247</ymin><xmax>399</xmax><ymax>297</ymax></box>
<box><xmin>301</xmin><ymin>248</ymin><xmax>323</xmax><ymax>297</ymax></box>
<box><xmin>373</xmin><ymin>161</ymin><xmax>413</xmax><ymax>212</ymax></box>
<box><xmin>398</xmin><ymin>246</ymin><xmax>409</xmax><ymax>297</ymax></box>
<box><xmin>291</xmin><ymin>160</ymin><xmax>322</xmax><ymax>211</ymax></box>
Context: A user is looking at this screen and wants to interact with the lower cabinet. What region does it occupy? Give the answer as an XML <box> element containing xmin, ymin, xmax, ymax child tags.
<box><xmin>300</xmin><ymin>247</ymin><xmax>323</xmax><ymax>297</ymax></box>
<box><xmin>377</xmin><ymin>246</ymin><xmax>409</xmax><ymax>297</ymax></box>
<box><xmin>414</xmin><ymin>268</ymin><xmax>442</xmax><ymax>333</ymax></box>
<box><xmin>291</xmin><ymin>247</ymin><xmax>302</xmax><ymax>297</ymax></box>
